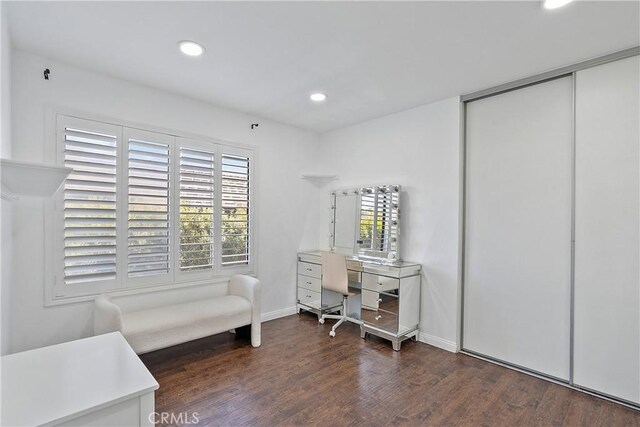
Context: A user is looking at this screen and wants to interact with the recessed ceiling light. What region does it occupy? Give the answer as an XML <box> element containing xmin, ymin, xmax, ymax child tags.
<box><xmin>543</xmin><ymin>0</ymin><xmax>573</xmax><ymax>9</ymax></box>
<box><xmin>310</xmin><ymin>92</ymin><xmax>327</xmax><ymax>102</ymax></box>
<box><xmin>178</xmin><ymin>40</ymin><xmax>205</xmax><ymax>57</ymax></box>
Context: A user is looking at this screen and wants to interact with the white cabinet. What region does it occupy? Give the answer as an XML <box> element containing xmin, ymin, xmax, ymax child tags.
<box><xmin>573</xmin><ymin>55</ymin><xmax>640</xmax><ymax>404</ymax></box>
<box><xmin>1</xmin><ymin>332</ymin><xmax>158</xmax><ymax>426</ymax></box>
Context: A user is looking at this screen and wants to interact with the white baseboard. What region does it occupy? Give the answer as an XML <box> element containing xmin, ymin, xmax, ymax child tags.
<box><xmin>418</xmin><ymin>332</ymin><xmax>458</xmax><ymax>353</ymax></box>
<box><xmin>261</xmin><ymin>306</ymin><xmax>298</xmax><ymax>322</ymax></box>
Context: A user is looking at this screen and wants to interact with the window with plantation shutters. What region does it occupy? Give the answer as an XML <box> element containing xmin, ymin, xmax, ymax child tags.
<box><xmin>62</xmin><ymin>120</ymin><xmax>119</xmax><ymax>286</ymax></box>
<box><xmin>221</xmin><ymin>153</ymin><xmax>250</xmax><ymax>266</ymax></box>
<box><xmin>179</xmin><ymin>147</ymin><xmax>215</xmax><ymax>271</ymax></box>
<box><xmin>127</xmin><ymin>130</ymin><xmax>171</xmax><ymax>279</ymax></box>
<box><xmin>52</xmin><ymin>114</ymin><xmax>255</xmax><ymax>300</ymax></box>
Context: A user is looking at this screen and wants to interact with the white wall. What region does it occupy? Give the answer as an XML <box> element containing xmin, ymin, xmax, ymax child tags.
<box><xmin>317</xmin><ymin>98</ymin><xmax>462</xmax><ymax>351</ymax></box>
<box><xmin>10</xmin><ymin>50</ymin><xmax>322</xmax><ymax>352</ymax></box>
<box><xmin>1</xmin><ymin>2</ymin><xmax>13</xmax><ymax>356</ymax></box>
<box><xmin>9</xmin><ymin>49</ymin><xmax>462</xmax><ymax>353</ymax></box>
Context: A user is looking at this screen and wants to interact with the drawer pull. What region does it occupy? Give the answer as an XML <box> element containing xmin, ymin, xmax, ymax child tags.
<box><xmin>307</xmin><ymin>282</ymin><xmax>312</xmax><ymax>285</ymax></box>
<box><xmin>375</xmin><ymin>315</ymin><xmax>382</xmax><ymax>320</ymax></box>
<box><xmin>306</xmin><ymin>294</ymin><xmax>311</xmax><ymax>298</ymax></box>
<box><xmin>306</xmin><ymin>268</ymin><xmax>313</xmax><ymax>271</ymax></box>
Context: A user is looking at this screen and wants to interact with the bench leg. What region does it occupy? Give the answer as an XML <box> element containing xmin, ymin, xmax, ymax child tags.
<box><xmin>236</xmin><ymin>324</ymin><xmax>251</xmax><ymax>339</ymax></box>
<box><xmin>235</xmin><ymin>323</ymin><xmax>261</xmax><ymax>348</ymax></box>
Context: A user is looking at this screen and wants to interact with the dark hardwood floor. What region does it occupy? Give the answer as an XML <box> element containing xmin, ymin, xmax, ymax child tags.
<box><xmin>141</xmin><ymin>313</ymin><xmax>640</xmax><ymax>426</ymax></box>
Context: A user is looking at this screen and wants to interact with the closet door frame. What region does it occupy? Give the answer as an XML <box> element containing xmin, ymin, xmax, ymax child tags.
<box><xmin>458</xmin><ymin>46</ymin><xmax>640</xmax><ymax>407</ymax></box>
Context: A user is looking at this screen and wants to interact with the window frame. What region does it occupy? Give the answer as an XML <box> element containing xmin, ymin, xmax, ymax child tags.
<box><xmin>45</xmin><ymin>109</ymin><xmax>258</xmax><ymax>305</ymax></box>
<box><xmin>52</xmin><ymin>116</ymin><xmax>124</xmax><ymax>298</ymax></box>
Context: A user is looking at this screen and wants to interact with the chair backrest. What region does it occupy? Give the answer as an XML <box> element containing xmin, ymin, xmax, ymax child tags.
<box><xmin>321</xmin><ymin>252</ymin><xmax>349</xmax><ymax>295</ymax></box>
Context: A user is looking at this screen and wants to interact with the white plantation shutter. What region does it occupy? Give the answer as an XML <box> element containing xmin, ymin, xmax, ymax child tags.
<box><xmin>61</xmin><ymin>118</ymin><xmax>119</xmax><ymax>287</ymax></box>
<box><xmin>126</xmin><ymin>130</ymin><xmax>172</xmax><ymax>279</ymax></box>
<box><xmin>53</xmin><ymin>114</ymin><xmax>255</xmax><ymax>299</ymax></box>
<box><xmin>179</xmin><ymin>147</ymin><xmax>215</xmax><ymax>271</ymax></box>
<box><xmin>221</xmin><ymin>152</ymin><xmax>250</xmax><ymax>266</ymax></box>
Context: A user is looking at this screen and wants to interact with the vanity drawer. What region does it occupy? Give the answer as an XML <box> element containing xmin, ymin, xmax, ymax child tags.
<box><xmin>362</xmin><ymin>289</ymin><xmax>399</xmax><ymax>313</ymax></box>
<box><xmin>298</xmin><ymin>287</ymin><xmax>321</xmax><ymax>309</ymax></box>
<box><xmin>346</xmin><ymin>260</ymin><xmax>363</xmax><ymax>272</ymax></box>
<box><xmin>298</xmin><ymin>261</ymin><xmax>321</xmax><ymax>279</ymax></box>
<box><xmin>347</xmin><ymin>270</ymin><xmax>361</xmax><ymax>286</ymax></box>
<box><xmin>362</xmin><ymin>272</ymin><xmax>400</xmax><ymax>293</ymax></box>
<box><xmin>298</xmin><ymin>274</ymin><xmax>321</xmax><ymax>293</ymax></box>
<box><xmin>361</xmin><ymin>308</ymin><xmax>398</xmax><ymax>334</ymax></box>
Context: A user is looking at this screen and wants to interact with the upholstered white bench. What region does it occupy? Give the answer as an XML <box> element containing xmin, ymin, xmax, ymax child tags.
<box><xmin>93</xmin><ymin>275</ymin><xmax>261</xmax><ymax>354</ymax></box>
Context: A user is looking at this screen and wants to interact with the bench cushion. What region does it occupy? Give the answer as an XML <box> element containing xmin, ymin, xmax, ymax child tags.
<box><xmin>122</xmin><ymin>295</ymin><xmax>252</xmax><ymax>354</ymax></box>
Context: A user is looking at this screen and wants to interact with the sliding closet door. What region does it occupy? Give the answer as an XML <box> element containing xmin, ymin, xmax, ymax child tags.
<box><xmin>574</xmin><ymin>56</ymin><xmax>640</xmax><ymax>404</ymax></box>
<box><xmin>463</xmin><ymin>77</ymin><xmax>573</xmax><ymax>380</ymax></box>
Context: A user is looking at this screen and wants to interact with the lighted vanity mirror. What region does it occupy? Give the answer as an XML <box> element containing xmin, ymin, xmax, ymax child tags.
<box><xmin>330</xmin><ymin>184</ymin><xmax>401</xmax><ymax>260</ymax></box>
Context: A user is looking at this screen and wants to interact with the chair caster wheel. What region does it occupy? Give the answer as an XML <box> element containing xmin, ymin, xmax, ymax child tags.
<box><xmin>329</xmin><ymin>330</ymin><xmax>336</xmax><ymax>337</ymax></box>
<box><xmin>319</xmin><ymin>318</ymin><xmax>325</xmax><ymax>324</ymax></box>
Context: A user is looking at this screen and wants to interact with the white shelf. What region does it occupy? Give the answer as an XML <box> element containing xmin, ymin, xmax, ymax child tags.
<box><xmin>301</xmin><ymin>174</ymin><xmax>339</xmax><ymax>186</ymax></box>
<box><xmin>1</xmin><ymin>159</ymin><xmax>72</xmax><ymax>201</ymax></box>
<box><xmin>301</xmin><ymin>174</ymin><xmax>338</xmax><ymax>179</ymax></box>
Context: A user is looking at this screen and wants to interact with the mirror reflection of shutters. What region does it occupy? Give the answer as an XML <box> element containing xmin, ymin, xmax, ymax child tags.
<box><xmin>359</xmin><ymin>188</ymin><xmax>375</xmax><ymax>250</ymax></box>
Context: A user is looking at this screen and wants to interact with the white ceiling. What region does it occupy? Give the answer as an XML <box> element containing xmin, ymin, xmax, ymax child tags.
<box><xmin>7</xmin><ymin>1</ymin><xmax>640</xmax><ymax>133</ymax></box>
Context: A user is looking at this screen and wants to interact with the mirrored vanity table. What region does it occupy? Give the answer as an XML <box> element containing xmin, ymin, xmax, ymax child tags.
<box><xmin>297</xmin><ymin>184</ymin><xmax>422</xmax><ymax>351</ymax></box>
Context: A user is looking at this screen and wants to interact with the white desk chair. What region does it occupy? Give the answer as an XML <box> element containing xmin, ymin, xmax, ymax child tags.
<box><xmin>319</xmin><ymin>252</ymin><xmax>363</xmax><ymax>337</ymax></box>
